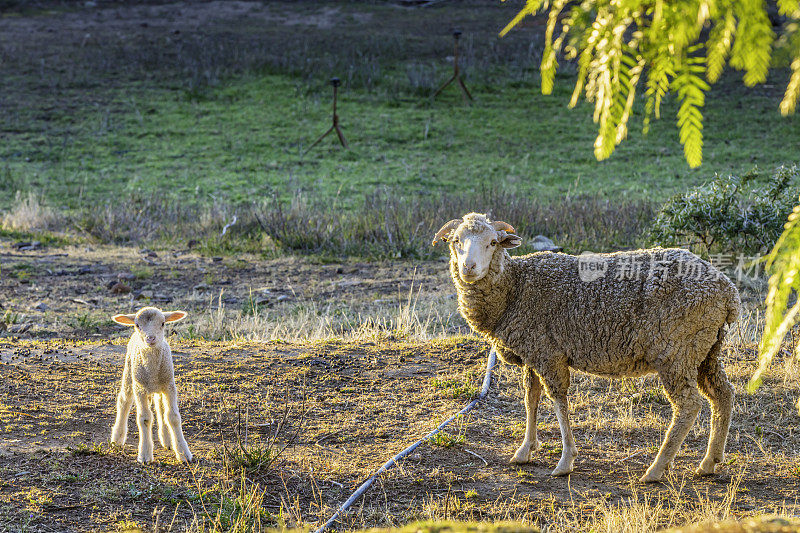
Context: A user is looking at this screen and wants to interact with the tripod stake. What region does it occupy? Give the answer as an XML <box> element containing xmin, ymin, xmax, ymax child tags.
<box><xmin>304</xmin><ymin>77</ymin><xmax>349</xmax><ymax>155</ymax></box>
<box><xmin>433</xmin><ymin>30</ymin><xmax>473</xmax><ymax>102</ymax></box>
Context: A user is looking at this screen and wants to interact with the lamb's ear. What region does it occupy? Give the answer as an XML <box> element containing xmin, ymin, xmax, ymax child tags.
<box><xmin>497</xmin><ymin>231</ymin><xmax>522</xmax><ymax>249</ymax></box>
<box><xmin>164</xmin><ymin>311</ymin><xmax>188</xmax><ymax>323</ymax></box>
<box><xmin>112</xmin><ymin>314</ymin><xmax>137</xmax><ymax>326</ymax></box>
<box><xmin>491</xmin><ymin>220</ymin><xmax>516</xmax><ymax>233</ymax></box>
<box><xmin>432</xmin><ymin>219</ymin><xmax>462</xmax><ymax>246</ymax></box>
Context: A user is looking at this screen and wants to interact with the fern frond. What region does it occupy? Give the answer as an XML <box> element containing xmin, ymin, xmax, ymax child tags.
<box><xmin>777</xmin><ymin>0</ymin><xmax>800</xmax><ymax>15</ymax></box>
<box><xmin>730</xmin><ymin>0</ymin><xmax>774</xmax><ymax>86</ymax></box>
<box><xmin>642</xmin><ymin>43</ymin><xmax>674</xmax><ymax>134</ymax></box>
<box><xmin>706</xmin><ymin>12</ymin><xmax>736</xmax><ymax>83</ymax></box>
<box><xmin>499</xmin><ymin>0</ymin><xmax>546</xmax><ymax>37</ymax></box>
<box><xmin>781</xmin><ymin>57</ymin><xmax>800</xmax><ymax>115</ymax></box>
<box><xmin>672</xmin><ymin>50</ymin><xmax>709</xmax><ymax>168</ymax></box>
<box><xmin>748</xmin><ymin>200</ymin><xmax>800</xmax><ymax>392</ymax></box>
<box><xmin>780</xmin><ymin>29</ymin><xmax>800</xmax><ymax>115</ymax></box>
<box><xmin>616</xmin><ymin>53</ymin><xmax>646</xmax><ymax>143</ymax></box>
<box><xmin>541</xmin><ymin>0</ymin><xmax>569</xmax><ymax>95</ymax></box>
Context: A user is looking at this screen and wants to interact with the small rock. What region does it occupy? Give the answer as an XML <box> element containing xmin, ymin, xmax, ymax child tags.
<box><xmin>152</xmin><ymin>294</ymin><xmax>172</xmax><ymax>303</ymax></box>
<box><xmin>192</xmin><ymin>282</ymin><xmax>210</xmax><ymax>291</ymax></box>
<box><xmin>275</xmin><ymin>294</ymin><xmax>289</xmax><ymax>302</ymax></box>
<box><xmin>531</xmin><ymin>235</ymin><xmax>561</xmax><ymax>252</ymax></box>
<box><xmin>116</xmin><ymin>272</ymin><xmax>136</xmax><ymax>281</ymax></box>
<box><xmin>134</xmin><ymin>290</ymin><xmax>154</xmax><ymax>300</ymax></box>
<box><xmin>212</xmin><ymin>257</ymin><xmax>223</xmax><ymax>262</ymax></box>
<box><xmin>109</xmin><ymin>282</ymin><xmax>131</xmax><ymax>294</ymax></box>
<box><xmin>78</xmin><ymin>265</ymin><xmax>93</xmax><ymax>275</ymax></box>
<box><xmin>33</xmin><ymin>302</ymin><xmax>48</xmax><ymax>312</ymax></box>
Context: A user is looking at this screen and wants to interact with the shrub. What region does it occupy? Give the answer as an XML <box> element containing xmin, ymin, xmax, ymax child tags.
<box><xmin>649</xmin><ymin>166</ymin><xmax>800</xmax><ymax>255</ymax></box>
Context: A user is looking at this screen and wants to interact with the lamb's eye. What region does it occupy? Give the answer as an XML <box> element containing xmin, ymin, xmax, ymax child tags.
<box><xmin>490</xmin><ymin>240</ymin><xmax>497</xmax><ymax>246</ymax></box>
<box><xmin>453</xmin><ymin>237</ymin><xmax>460</xmax><ymax>244</ymax></box>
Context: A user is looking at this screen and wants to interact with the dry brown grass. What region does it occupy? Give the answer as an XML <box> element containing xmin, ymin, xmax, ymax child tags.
<box><xmin>0</xmin><ymin>191</ymin><xmax>61</xmax><ymax>233</ymax></box>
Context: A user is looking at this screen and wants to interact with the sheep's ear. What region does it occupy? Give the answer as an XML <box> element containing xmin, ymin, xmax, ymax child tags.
<box><xmin>112</xmin><ymin>314</ymin><xmax>137</xmax><ymax>326</ymax></box>
<box><xmin>164</xmin><ymin>311</ymin><xmax>188</xmax><ymax>323</ymax></box>
<box><xmin>497</xmin><ymin>231</ymin><xmax>522</xmax><ymax>249</ymax></box>
<box><xmin>432</xmin><ymin>219</ymin><xmax>461</xmax><ymax>246</ymax></box>
<box><xmin>491</xmin><ymin>220</ymin><xmax>516</xmax><ymax>233</ymax></box>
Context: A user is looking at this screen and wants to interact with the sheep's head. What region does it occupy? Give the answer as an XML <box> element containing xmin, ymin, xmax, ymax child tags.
<box><xmin>112</xmin><ymin>306</ymin><xmax>187</xmax><ymax>347</ymax></box>
<box><xmin>433</xmin><ymin>213</ymin><xmax>521</xmax><ymax>283</ymax></box>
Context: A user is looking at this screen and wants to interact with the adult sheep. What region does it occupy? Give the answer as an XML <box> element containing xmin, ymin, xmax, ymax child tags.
<box><xmin>433</xmin><ymin>213</ymin><xmax>739</xmax><ymax>482</ymax></box>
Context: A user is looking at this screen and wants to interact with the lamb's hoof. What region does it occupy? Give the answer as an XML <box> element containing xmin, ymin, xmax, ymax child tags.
<box><xmin>137</xmin><ymin>455</ymin><xmax>154</xmax><ymax>464</ymax></box>
<box><xmin>179</xmin><ymin>454</ymin><xmax>194</xmax><ymax>464</ymax></box>
<box><xmin>639</xmin><ymin>471</ymin><xmax>663</xmax><ymax>483</ymax></box>
<box><xmin>550</xmin><ymin>465</ymin><xmax>573</xmax><ymax>477</ymax></box>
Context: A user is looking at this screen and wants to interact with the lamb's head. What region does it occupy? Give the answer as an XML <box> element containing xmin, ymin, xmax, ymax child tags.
<box><xmin>112</xmin><ymin>306</ymin><xmax>187</xmax><ymax>347</ymax></box>
<box><xmin>433</xmin><ymin>213</ymin><xmax>521</xmax><ymax>283</ymax></box>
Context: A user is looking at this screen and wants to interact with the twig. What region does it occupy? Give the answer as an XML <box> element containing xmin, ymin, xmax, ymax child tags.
<box><xmin>743</xmin><ymin>432</ymin><xmax>768</xmax><ymax>456</ymax></box>
<box><xmin>615</xmin><ymin>449</ymin><xmax>645</xmax><ymax>463</ymax></box>
<box><xmin>463</xmin><ymin>448</ymin><xmax>488</xmax><ymax>466</ymax></box>
<box><xmin>220</xmin><ymin>215</ymin><xmax>238</xmax><ymax>237</ymax></box>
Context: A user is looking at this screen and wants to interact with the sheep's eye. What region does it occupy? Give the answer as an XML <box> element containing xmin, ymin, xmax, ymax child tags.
<box><xmin>453</xmin><ymin>237</ymin><xmax>460</xmax><ymax>244</ymax></box>
<box><xmin>490</xmin><ymin>240</ymin><xmax>497</xmax><ymax>246</ymax></box>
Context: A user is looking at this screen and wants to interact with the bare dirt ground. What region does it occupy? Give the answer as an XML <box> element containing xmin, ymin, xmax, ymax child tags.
<box><xmin>0</xmin><ymin>238</ymin><xmax>459</xmax><ymax>341</ymax></box>
<box><xmin>2</xmin><ymin>240</ymin><xmax>800</xmax><ymax>532</ymax></box>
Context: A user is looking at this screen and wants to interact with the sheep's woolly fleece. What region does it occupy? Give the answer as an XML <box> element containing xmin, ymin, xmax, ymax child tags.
<box><xmin>444</xmin><ymin>214</ymin><xmax>739</xmax><ymax>378</ymax></box>
<box><xmin>439</xmin><ymin>212</ymin><xmax>740</xmax><ymax>481</ymax></box>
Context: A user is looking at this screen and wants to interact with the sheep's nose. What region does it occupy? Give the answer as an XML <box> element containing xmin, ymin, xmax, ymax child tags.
<box><xmin>146</xmin><ymin>336</ymin><xmax>156</xmax><ymax>345</ymax></box>
<box><xmin>464</xmin><ymin>262</ymin><xmax>476</xmax><ymax>272</ymax></box>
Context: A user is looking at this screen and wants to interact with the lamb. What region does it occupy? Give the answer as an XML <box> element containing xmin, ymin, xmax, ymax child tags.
<box><xmin>110</xmin><ymin>306</ymin><xmax>193</xmax><ymax>464</ymax></box>
<box><xmin>433</xmin><ymin>213</ymin><xmax>739</xmax><ymax>482</ymax></box>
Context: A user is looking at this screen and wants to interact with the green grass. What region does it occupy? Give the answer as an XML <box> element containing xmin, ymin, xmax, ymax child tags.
<box><xmin>2</xmin><ymin>71</ymin><xmax>798</xmax><ymax>211</ymax></box>
<box><xmin>1</xmin><ymin>1</ymin><xmax>798</xmax><ymax>215</ymax></box>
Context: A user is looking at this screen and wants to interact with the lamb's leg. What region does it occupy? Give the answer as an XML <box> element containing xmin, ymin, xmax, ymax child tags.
<box><xmin>154</xmin><ymin>394</ymin><xmax>171</xmax><ymax>449</ymax></box>
<box><xmin>134</xmin><ymin>389</ymin><xmax>155</xmax><ymax>464</ymax></box>
<box><xmin>511</xmin><ymin>366</ymin><xmax>541</xmax><ymax>464</ymax></box>
<box><xmin>541</xmin><ymin>365</ymin><xmax>577</xmax><ymax>476</ymax></box>
<box><xmin>696</xmin><ymin>349</ymin><xmax>734</xmax><ymax>476</ymax></box>
<box><xmin>110</xmin><ymin>363</ymin><xmax>133</xmax><ymax>446</ymax></box>
<box><xmin>163</xmin><ymin>384</ymin><xmax>193</xmax><ymax>463</ymax></box>
<box><xmin>641</xmin><ymin>374</ymin><xmax>703</xmax><ymax>483</ymax></box>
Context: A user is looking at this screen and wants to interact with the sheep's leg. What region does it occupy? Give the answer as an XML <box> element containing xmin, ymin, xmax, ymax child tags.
<box><xmin>641</xmin><ymin>375</ymin><xmax>703</xmax><ymax>483</ymax></box>
<box><xmin>110</xmin><ymin>363</ymin><xmax>133</xmax><ymax>446</ymax></box>
<box><xmin>511</xmin><ymin>366</ymin><xmax>541</xmax><ymax>464</ymax></box>
<box><xmin>163</xmin><ymin>384</ymin><xmax>193</xmax><ymax>463</ymax></box>
<box><xmin>154</xmin><ymin>394</ymin><xmax>171</xmax><ymax>450</ymax></box>
<box><xmin>134</xmin><ymin>388</ymin><xmax>155</xmax><ymax>464</ymax></box>
<box><xmin>696</xmin><ymin>348</ymin><xmax>734</xmax><ymax>476</ymax></box>
<box><xmin>541</xmin><ymin>366</ymin><xmax>577</xmax><ymax>476</ymax></box>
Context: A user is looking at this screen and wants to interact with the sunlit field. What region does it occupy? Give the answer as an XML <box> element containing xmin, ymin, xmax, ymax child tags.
<box><xmin>2</xmin><ymin>1</ymin><xmax>800</xmax><ymax>532</ymax></box>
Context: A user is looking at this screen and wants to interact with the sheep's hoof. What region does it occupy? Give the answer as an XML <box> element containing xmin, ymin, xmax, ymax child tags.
<box><xmin>510</xmin><ymin>450</ymin><xmax>531</xmax><ymax>464</ymax></box>
<box><xmin>696</xmin><ymin>460</ymin><xmax>718</xmax><ymax>476</ymax></box>
<box><xmin>137</xmin><ymin>455</ymin><xmax>154</xmax><ymax>464</ymax></box>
